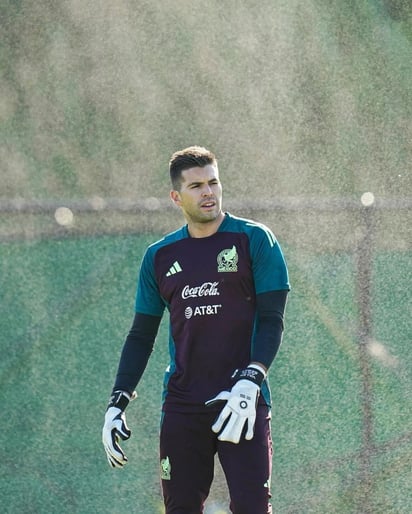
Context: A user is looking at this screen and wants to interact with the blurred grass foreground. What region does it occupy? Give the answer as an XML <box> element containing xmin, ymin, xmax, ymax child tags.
<box><xmin>1</xmin><ymin>0</ymin><xmax>412</xmax><ymax>512</ymax></box>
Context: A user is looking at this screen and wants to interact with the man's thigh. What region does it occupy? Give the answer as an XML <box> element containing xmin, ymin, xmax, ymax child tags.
<box><xmin>217</xmin><ymin>407</ymin><xmax>273</xmax><ymax>514</ymax></box>
<box><xmin>160</xmin><ymin>411</ymin><xmax>217</xmax><ymax>514</ymax></box>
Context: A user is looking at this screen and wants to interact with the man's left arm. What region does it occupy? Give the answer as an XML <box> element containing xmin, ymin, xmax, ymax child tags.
<box><xmin>205</xmin><ymin>224</ymin><xmax>290</xmax><ymax>443</ymax></box>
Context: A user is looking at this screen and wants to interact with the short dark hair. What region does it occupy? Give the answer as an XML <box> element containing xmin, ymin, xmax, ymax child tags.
<box><xmin>169</xmin><ymin>146</ymin><xmax>217</xmax><ymax>190</ymax></box>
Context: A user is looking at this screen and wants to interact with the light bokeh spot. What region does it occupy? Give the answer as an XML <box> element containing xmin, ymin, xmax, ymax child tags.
<box><xmin>54</xmin><ymin>206</ymin><xmax>74</xmax><ymax>226</ymax></box>
<box><xmin>360</xmin><ymin>192</ymin><xmax>375</xmax><ymax>207</ymax></box>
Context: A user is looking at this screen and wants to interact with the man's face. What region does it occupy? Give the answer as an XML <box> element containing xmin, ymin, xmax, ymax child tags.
<box><xmin>170</xmin><ymin>165</ymin><xmax>223</xmax><ymax>224</ymax></box>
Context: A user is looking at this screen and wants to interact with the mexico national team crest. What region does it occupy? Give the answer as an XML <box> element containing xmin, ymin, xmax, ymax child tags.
<box><xmin>217</xmin><ymin>245</ymin><xmax>238</xmax><ymax>272</ymax></box>
<box><xmin>160</xmin><ymin>456</ymin><xmax>172</xmax><ymax>480</ymax></box>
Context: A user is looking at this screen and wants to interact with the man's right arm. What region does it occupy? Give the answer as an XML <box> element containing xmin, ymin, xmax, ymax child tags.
<box><xmin>113</xmin><ymin>312</ymin><xmax>162</xmax><ymax>394</ymax></box>
<box><xmin>102</xmin><ymin>312</ymin><xmax>162</xmax><ymax>468</ymax></box>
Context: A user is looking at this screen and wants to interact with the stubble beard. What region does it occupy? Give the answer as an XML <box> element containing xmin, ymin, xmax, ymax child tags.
<box><xmin>189</xmin><ymin>202</ymin><xmax>222</xmax><ymax>225</ymax></box>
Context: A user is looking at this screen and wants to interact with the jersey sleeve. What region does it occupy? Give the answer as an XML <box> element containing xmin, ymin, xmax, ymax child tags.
<box><xmin>249</xmin><ymin>223</ymin><xmax>290</xmax><ymax>294</ymax></box>
<box><xmin>134</xmin><ymin>246</ymin><xmax>166</xmax><ymax>316</ymax></box>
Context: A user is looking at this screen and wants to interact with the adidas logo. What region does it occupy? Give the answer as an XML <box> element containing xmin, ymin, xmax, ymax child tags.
<box><xmin>166</xmin><ymin>261</ymin><xmax>183</xmax><ymax>277</ymax></box>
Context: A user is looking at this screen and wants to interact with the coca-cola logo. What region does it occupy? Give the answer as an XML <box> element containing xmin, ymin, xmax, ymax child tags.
<box><xmin>181</xmin><ymin>281</ymin><xmax>220</xmax><ymax>299</ymax></box>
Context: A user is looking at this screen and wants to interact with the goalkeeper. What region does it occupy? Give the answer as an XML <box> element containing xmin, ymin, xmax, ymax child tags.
<box><xmin>102</xmin><ymin>146</ymin><xmax>290</xmax><ymax>514</ymax></box>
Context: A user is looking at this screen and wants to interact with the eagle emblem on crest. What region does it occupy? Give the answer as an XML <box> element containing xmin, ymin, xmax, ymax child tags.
<box><xmin>217</xmin><ymin>245</ymin><xmax>238</xmax><ymax>272</ymax></box>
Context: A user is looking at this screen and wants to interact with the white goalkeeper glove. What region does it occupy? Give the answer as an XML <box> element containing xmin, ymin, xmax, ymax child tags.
<box><xmin>205</xmin><ymin>364</ymin><xmax>266</xmax><ymax>444</ymax></box>
<box><xmin>102</xmin><ymin>390</ymin><xmax>136</xmax><ymax>468</ymax></box>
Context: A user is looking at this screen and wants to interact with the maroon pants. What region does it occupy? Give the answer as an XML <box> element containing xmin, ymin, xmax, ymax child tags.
<box><xmin>159</xmin><ymin>407</ymin><xmax>273</xmax><ymax>514</ymax></box>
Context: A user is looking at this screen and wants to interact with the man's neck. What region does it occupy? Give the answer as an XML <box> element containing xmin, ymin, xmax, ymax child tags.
<box><xmin>187</xmin><ymin>212</ymin><xmax>225</xmax><ymax>238</ymax></box>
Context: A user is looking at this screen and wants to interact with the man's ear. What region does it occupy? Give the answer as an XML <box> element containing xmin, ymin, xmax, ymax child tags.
<box><xmin>170</xmin><ymin>190</ymin><xmax>181</xmax><ymax>207</ymax></box>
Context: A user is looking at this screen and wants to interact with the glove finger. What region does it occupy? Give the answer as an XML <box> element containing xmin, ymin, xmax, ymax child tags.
<box><xmin>105</xmin><ymin>449</ymin><xmax>123</xmax><ymax>468</ymax></box>
<box><xmin>107</xmin><ymin>453</ymin><xmax>124</xmax><ymax>468</ymax></box>
<box><xmin>211</xmin><ymin>405</ymin><xmax>231</xmax><ymax>433</ymax></box>
<box><xmin>245</xmin><ymin>414</ymin><xmax>256</xmax><ymax>440</ymax></box>
<box><xmin>112</xmin><ymin>415</ymin><xmax>131</xmax><ymax>440</ymax></box>
<box><xmin>218</xmin><ymin>413</ymin><xmax>244</xmax><ymax>444</ymax></box>
<box><xmin>106</xmin><ymin>454</ymin><xmax>116</xmax><ymax>468</ymax></box>
<box><xmin>111</xmin><ymin>431</ymin><xmax>128</xmax><ymax>460</ymax></box>
<box><xmin>114</xmin><ymin>423</ymin><xmax>131</xmax><ymax>441</ymax></box>
<box><xmin>103</xmin><ymin>440</ymin><xmax>126</xmax><ymax>468</ymax></box>
<box><xmin>103</xmin><ymin>430</ymin><xmax>128</xmax><ymax>467</ymax></box>
<box><xmin>205</xmin><ymin>391</ymin><xmax>231</xmax><ymax>407</ymax></box>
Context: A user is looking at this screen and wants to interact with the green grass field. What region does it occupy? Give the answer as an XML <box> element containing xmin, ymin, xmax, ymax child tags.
<box><xmin>0</xmin><ymin>234</ymin><xmax>410</xmax><ymax>513</ymax></box>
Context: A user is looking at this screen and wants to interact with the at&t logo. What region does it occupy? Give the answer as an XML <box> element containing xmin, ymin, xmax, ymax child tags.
<box><xmin>184</xmin><ymin>304</ymin><xmax>222</xmax><ymax>319</ymax></box>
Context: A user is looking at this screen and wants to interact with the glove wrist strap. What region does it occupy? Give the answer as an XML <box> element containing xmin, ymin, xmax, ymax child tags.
<box><xmin>107</xmin><ymin>390</ymin><xmax>135</xmax><ymax>411</ymax></box>
<box><xmin>231</xmin><ymin>365</ymin><xmax>265</xmax><ymax>387</ymax></box>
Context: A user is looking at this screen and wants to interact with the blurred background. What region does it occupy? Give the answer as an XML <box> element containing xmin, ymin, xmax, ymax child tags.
<box><xmin>1</xmin><ymin>0</ymin><xmax>411</xmax><ymax>512</ymax></box>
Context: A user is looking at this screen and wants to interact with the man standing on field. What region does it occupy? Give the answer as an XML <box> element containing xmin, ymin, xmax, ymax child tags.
<box><xmin>102</xmin><ymin>146</ymin><xmax>290</xmax><ymax>513</ymax></box>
